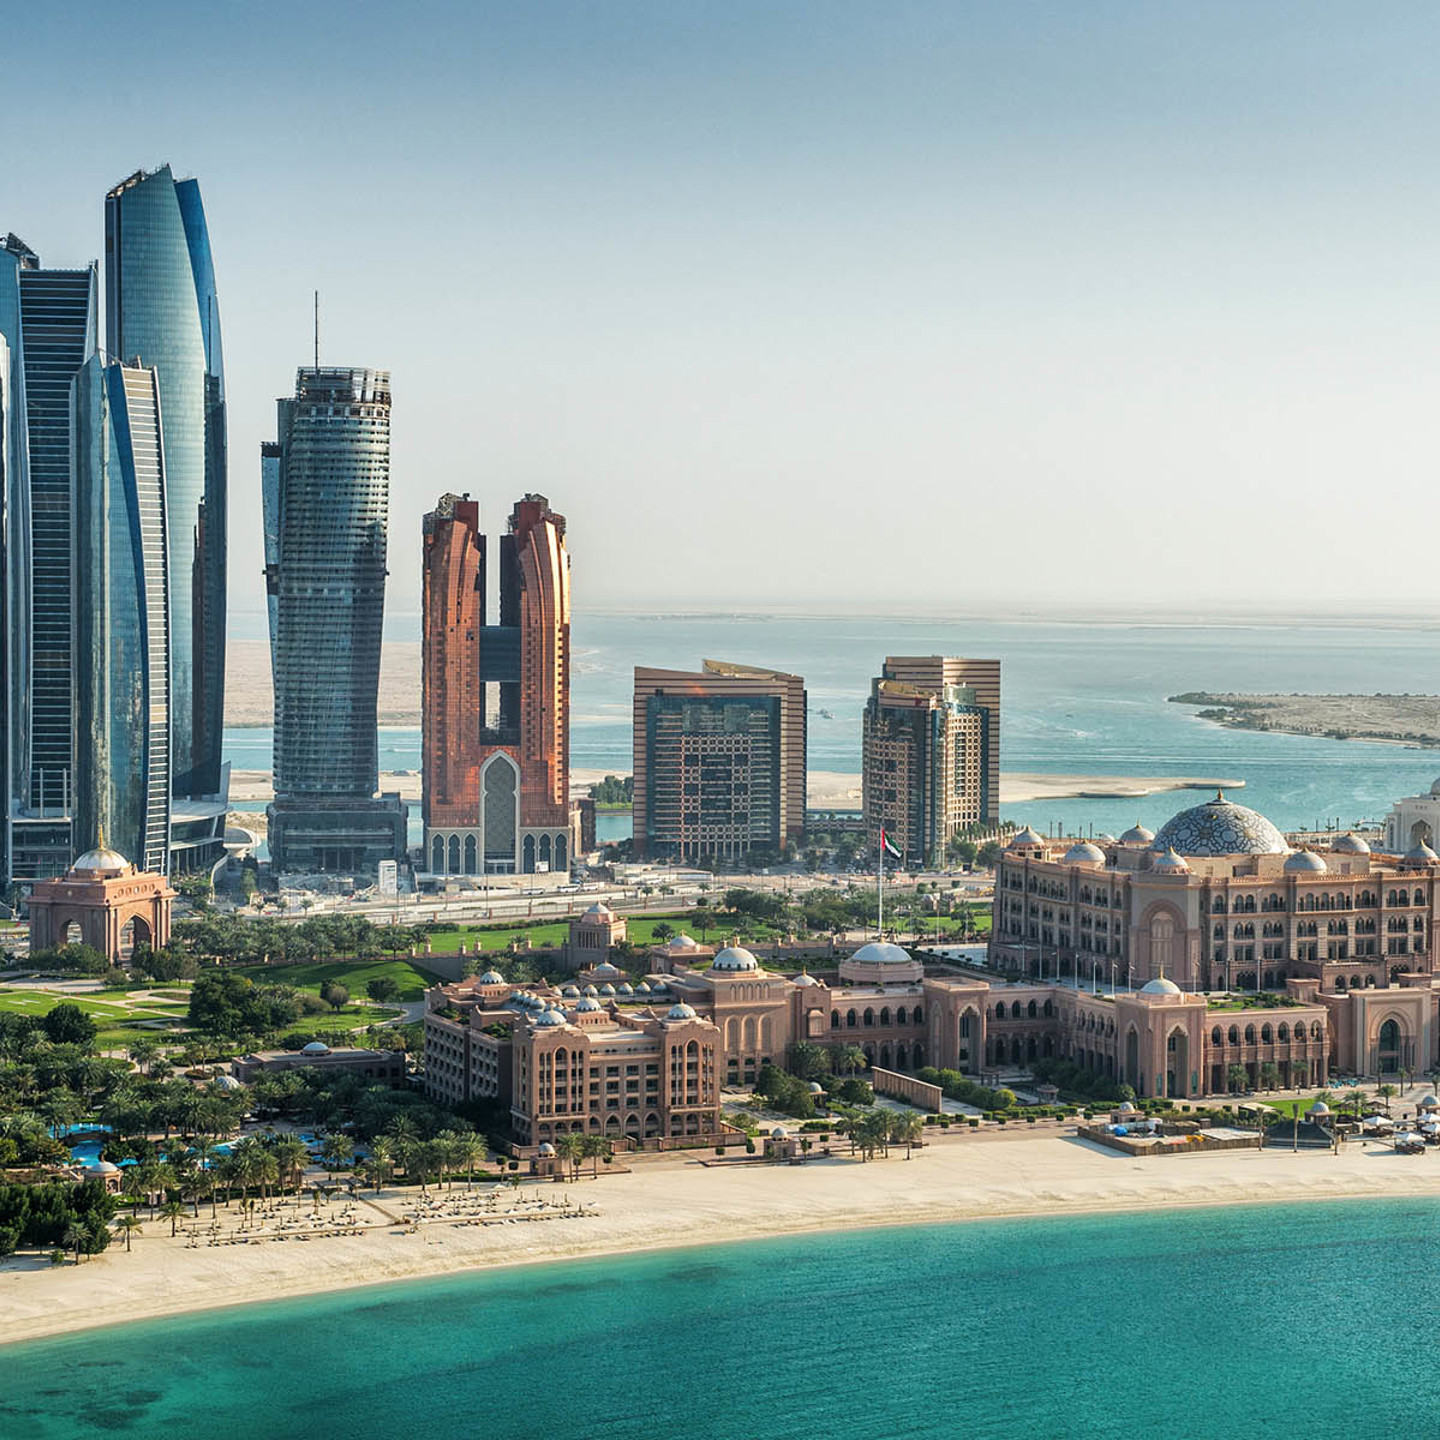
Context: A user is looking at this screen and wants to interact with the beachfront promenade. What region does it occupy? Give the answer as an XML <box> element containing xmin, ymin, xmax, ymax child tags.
<box><xmin>7</xmin><ymin>1124</ymin><xmax>1440</xmax><ymax>1347</ymax></box>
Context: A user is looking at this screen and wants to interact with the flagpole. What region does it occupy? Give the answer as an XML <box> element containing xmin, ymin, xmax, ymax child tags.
<box><xmin>878</xmin><ymin>827</ymin><xmax>884</xmax><ymax>940</ymax></box>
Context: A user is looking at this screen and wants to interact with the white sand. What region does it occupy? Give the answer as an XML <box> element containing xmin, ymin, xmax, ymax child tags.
<box><xmin>3</xmin><ymin>1127</ymin><xmax>1435</xmax><ymax>1346</ymax></box>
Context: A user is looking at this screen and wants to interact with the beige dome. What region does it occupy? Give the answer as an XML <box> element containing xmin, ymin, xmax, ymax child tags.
<box><xmin>70</xmin><ymin>845</ymin><xmax>130</xmax><ymax>876</ymax></box>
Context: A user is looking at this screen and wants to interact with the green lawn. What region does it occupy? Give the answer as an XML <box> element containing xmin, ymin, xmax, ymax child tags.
<box><xmin>229</xmin><ymin>957</ymin><xmax>441</xmax><ymax>1000</ymax></box>
<box><xmin>0</xmin><ymin>988</ymin><xmax>189</xmax><ymax>1023</ymax></box>
<box><xmin>426</xmin><ymin>912</ymin><xmax>719</xmax><ymax>954</ymax></box>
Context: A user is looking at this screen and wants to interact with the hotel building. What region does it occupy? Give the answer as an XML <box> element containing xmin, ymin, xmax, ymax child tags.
<box><xmin>861</xmin><ymin>654</ymin><xmax>1000</xmax><ymax>867</ymax></box>
<box><xmin>632</xmin><ymin>661</ymin><xmax>806</xmax><ymax>862</ymax></box>
<box><xmin>422</xmin><ymin>492</ymin><xmax>571</xmax><ymax>876</ymax></box>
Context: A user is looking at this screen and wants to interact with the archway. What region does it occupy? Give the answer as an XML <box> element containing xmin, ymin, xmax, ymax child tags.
<box><xmin>1378</xmin><ymin>1017</ymin><xmax>1403</xmax><ymax>1075</ymax></box>
<box><xmin>1411</xmin><ymin>819</ymin><xmax>1434</xmax><ymax>848</ymax></box>
<box><xmin>1165</xmin><ymin>1027</ymin><xmax>1189</xmax><ymax>1099</ymax></box>
<box><xmin>65</xmin><ymin>920</ymin><xmax>83</xmax><ymax>946</ymax></box>
<box><xmin>482</xmin><ymin>753</ymin><xmax>519</xmax><ymax>870</ymax></box>
<box><xmin>118</xmin><ymin>915</ymin><xmax>151</xmax><ymax>962</ymax></box>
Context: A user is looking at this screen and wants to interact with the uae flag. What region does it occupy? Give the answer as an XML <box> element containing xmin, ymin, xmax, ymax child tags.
<box><xmin>880</xmin><ymin>829</ymin><xmax>902</xmax><ymax>861</ymax></box>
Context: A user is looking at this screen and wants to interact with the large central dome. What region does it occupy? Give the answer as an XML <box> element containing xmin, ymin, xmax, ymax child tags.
<box><xmin>1152</xmin><ymin>792</ymin><xmax>1288</xmax><ymax>857</ymax></box>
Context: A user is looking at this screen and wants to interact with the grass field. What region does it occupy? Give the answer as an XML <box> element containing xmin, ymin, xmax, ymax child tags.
<box><xmin>229</xmin><ymin>957</ymin><xmax>440</xmax><ymax>1001</ymax></box>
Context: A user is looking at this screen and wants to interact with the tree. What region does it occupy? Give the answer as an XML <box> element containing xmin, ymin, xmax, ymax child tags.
<box><xmin>889</xmin><ymin>1111</ymin><xmax>926</xmax><ymax>1158</ymax></box>
<box><xmin>582</xmin><ymin>1133</ymin><xmax>610</xmax><ymax>1178</ymax></box>
<box><xmin>1227</xmin><ymin>1063</ymin><xmax>1249</xmax><ymax>1094</ymax></box>
<box><xmin>114</xmin><ymin>1214</ymin><xmax>143</xmax><ymax>1252</ymax></box>
<box><xmin>271</xmin><ymin>1135</ymin><xmax>312</xmax><ymax>1191</ymax></box>
<box><xmin>320</xmin><ymin>982</ymin><xmax>350</xmax><ymax>1012</ymax></box>
<box><xmin>557</xmin><ymin>1132</ymin><xmax>586</xmax><ymax>1181</ymax></box>
<box><xmin>160</xmin><ymin>1199</ymin><xmax>187</xmax><ymax>1237</ymax></box>
<box><xmin>1259</xmin><ymin>1062</ymin><xmax>1280</xmax><ymax>1092</ymax></box>
<box><xmin>41</xmin><ymin>1003</ymin><xmax>98</xmax><ymax>1048</ymax></box>
<box><xmin>365</xmin><ymin>976</ymin><xmax>400</xmax><ymax>1004</ymax></box>
<box><xmin>63</xmin><ymin>1220</ymin><xmax>88</xmax><ymax>1265</ymax></box>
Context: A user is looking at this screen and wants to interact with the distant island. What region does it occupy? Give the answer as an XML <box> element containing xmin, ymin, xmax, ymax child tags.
<box><xmin>1171</xmin><ymin>691</ymin><xmax>1440</xmax><ymax>747</ymax></box>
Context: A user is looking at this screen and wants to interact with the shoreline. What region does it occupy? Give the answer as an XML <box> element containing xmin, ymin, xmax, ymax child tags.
<box><xmin>7</xmin><ymin>1130</ymin><xmax>1440</xmax><ymax>1348</ymax></box>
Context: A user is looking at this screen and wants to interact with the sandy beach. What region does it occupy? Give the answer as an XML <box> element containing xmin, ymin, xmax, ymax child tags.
<box><xmin>5</xmin><ymin>1128</ymin><xmax>1438</xmax><ymax>1347</ymax></box>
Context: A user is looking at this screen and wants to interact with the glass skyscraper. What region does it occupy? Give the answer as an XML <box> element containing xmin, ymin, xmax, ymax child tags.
<box><xmin>0</xmin><ymin>235</ymin><xmax>98</xmax><ymax>881</ymax></box>
<box><xmin>71</xmin><ymin>358</ymin><xmax>172</xmax><ymax>873</ymax></box>
<box><xmin>105</xmin><ymin>166</ymin><xmax>226</xmax><ymax>804</ymax></box>
<box><xmin>264</xmin><ymin>368</ymin><xmax>405</xmax><ymax>876</ymax></box>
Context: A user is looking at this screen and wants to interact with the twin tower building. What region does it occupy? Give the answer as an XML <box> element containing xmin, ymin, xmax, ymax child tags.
<box><xmin>1</xmin><ymin>167</ymin><xmax>228</xmax><ymax>886</ymax></box>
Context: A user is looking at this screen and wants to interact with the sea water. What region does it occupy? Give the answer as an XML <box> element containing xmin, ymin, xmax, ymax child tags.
<box><xmin>228</xmin><ymin>612</ymin><xmax>1440</xmax><ymax>839</ymax></box>
<box><xmin>5</xmin><ymin>1199</ymin><xmax>1440</xmax><ymax>1439</ymax></box>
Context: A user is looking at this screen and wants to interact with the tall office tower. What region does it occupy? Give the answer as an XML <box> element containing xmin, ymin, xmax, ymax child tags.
<box><xmin>264</xmin><ymin>368</ymin><xmax>404</xmax><ymax>876</ymax></box>
<box><xmin>105</xmin><ymin>166</ymin><xmax>226</xmax><ymax>805</ymax></box>
<box><xmin>71</xmin><ymin>359</ymin><xmax>171</xmax><ymax>873</ymax></box>
<box><xmin>421</xmin><ymin>492</ymin><xmax>571</xmax><ymax>876</ymax></box>
<box><xmin>861</xmin><ymin>655</ymin><xmax>1001</xmax><ymax>867</ymax></box>
<box><xmin>0</xmin><ymin>235</ymin><xmax>98</xmax><ymax>883</ymax></box>
<box><xmin>632</xmin><ymin>661</ymin><xmax>806</xmax><ymax>863</ymax></box>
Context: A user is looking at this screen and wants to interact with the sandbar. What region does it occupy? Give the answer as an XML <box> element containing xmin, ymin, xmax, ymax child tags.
<box><xmin>2</xmin><ymin>1127</ymin><xmax>1434</xmax><ymax>1347</ymax></box>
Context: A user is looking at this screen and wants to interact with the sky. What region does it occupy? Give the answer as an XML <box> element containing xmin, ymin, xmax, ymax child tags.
<box><xmin>8</xmin><ymin>2</ymin><xmax>1440</xmax><ymax>632</ymax></box>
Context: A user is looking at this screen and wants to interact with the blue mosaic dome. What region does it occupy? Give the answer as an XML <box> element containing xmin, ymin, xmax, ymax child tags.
<box><xmin>1152</xmin><ymin>792</ymin><xmax>1288</xmax><ymax>858</ymax></box>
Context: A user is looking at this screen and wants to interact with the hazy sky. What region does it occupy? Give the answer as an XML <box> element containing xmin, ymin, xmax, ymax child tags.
<box><xmin>8</xmin><ymin>3</ymin><xmax>1440</xmax><ymax>630</ymax></box>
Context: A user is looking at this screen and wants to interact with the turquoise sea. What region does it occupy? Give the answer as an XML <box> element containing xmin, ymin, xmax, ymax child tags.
<box><xmin>7</xmin><ymin>1199</ymin><xmax>1440</xmax><ymax>1438</ymax></box>
<box><xmin>228</xmin><ymin>612</ymin><xmax>1440</xmax><ymax>840</ymax></box>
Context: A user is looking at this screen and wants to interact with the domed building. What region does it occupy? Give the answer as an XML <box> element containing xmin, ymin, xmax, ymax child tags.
<box><xmin>839</xmin><ymin>941</ymin><xmax>924</xmax><ymax>985</ymax></box>
<box><xmin>1152</xmin><ymin>792</ymin><xmax>1289</xmax><ymax>857</ymax></box>
<box><xmin>27</xmin><ymin>842</ymin><xmax>174</xmax><ymax>963</ymax></box>
<box><xmin>566</xmin><ymin>901</ymin><xmax>627</xmax><ymax>970</ymax></box>
<box><xmin>1387</xmin><ymin>779</ymin><xmax>1440</xmax><ymax>853</ymax></box>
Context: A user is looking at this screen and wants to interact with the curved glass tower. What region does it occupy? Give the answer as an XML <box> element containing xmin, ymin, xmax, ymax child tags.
<box><xmin>72</xmin><ymin>358</ymin><xmax>171</xmax><ymax>873</ymax></box>
<box><xmin>105</xmin><ymin>166</ymin><xmax>226</xmax><ymax>803</ymax></box>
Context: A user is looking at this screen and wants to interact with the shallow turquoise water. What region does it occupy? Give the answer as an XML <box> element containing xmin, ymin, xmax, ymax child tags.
<box><xmin>8</xmin><ymin>1198</ymin><xmax>1440</xmax><ymax>1438</ymax></box>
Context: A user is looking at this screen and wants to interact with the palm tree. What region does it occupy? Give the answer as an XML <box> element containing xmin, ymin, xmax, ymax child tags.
<box><xmin>1226</xmin><ymin>1063</ymin><xmax>1248</xmax><ymax>1094</ymax></box>
<box><xmin>432</xmin><ymin>1131</ymin><xmax>464</xmax><ymax>1189</ymax></box>
<box><xmin>1378</xmin><ymin>1083</ymin><xmax>1398</xmax><ymax>1113</ymax></box>
<box><xmin>451</xmin><ymin>1130</ymin><xmax>485</xmax><ymax>1185</ymax></box>
<box><xmin>271</xmin><ymin>1136</ymin><xmax>311</xmax><ymax>1192</ymax></box>
<box><xmin>114</xmin><ymin>1214</ymin><xmax>143</xmax><ymax>1252</ymax></box>
<box><xmin>368</xmin><ymin>1136</ymin><xmax>395</xmax><ymax>1189</ymax></box>
<box><xmin>160</xmin><ymin>1199</ymin><xmax>187</xmax><ymax>1237</ymax></box>
<box><xmin>557</xmin><ymin>1132</ymin><xmax>586</xmax><ymax>1181</ymax></box>
<box><xmin>63</xmin><ymin>1221</ymin><xmax>88</xmax><ymax>1265</ymax></box>
<box><xmin>583</xmin><ymin>1134</ymin><xmax>609</xmax><ymax>1178</ymax></box>
<box><xmin>319</xmin><ymin>1134</ymin><xmax>354</xmax><ymax>1182</ymax></box>
<box><xmin>890</xmin><ymin>1111</ymin><xmax>926</xmax><ymax>1158</ymax></box>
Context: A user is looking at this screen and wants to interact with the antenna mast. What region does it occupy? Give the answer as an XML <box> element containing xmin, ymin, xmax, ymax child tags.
<box><xmin>313</xmin><ymin>290</ymin><xmax>319</xmax><ymax>370</ymax></box>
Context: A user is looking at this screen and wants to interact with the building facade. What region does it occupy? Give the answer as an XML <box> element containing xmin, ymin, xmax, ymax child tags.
<box><xmin>264</xmin><ymin>367</ymin><xmax>404</xmax><ymax>876</ymax></box>
<box><xmin>861</xmin><ymin>655</ymin><xmax>999</xmax><ymax>868</ymax></box>
<box><xmin>632</xmin><ymin>661</ymin><xmax>807</xmax><ymax>862</ymax></box>
<box><xmin>421</xmin><ymin>492</ymin><xmax>571</xmax><ymax>875</ymax></box>
<box><xmin>105</xmin><ymin>165</ymin><xmax>227</xmax><ymax>809</ymax></box>
<box><xmin>0</xmin><ymin>235</ymin><xmax>98</xmax><ymax>882</ymax></box>
<box><xmin>71</xmin><ymin>359</ymin><xmax>172</xmax><ymax>873</ymax></box>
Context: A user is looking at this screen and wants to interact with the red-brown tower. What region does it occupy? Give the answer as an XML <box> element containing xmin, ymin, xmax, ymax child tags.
<box><xmin>422</xmin><ymin>493</ymin><xmax>570</xmax><ymax>875</ymax></box>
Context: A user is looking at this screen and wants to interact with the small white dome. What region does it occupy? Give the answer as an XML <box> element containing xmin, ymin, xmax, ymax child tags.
<box><xmin>562</xmin><ymin>985</ymin><xmax>581</xmax><ymax>998</ymax></box>
<box><xmin>599</xmin><ymin>983</ymin><xmax>616</xmax><ymax>996</ymax></box>
<box><xmin>583</xmin><ymin>902</ymin><xmax>616</xmax><ymax>921</ymax></box>
<box><xmin>1062</xmin><ymin>841</ymin><xmax>1106</xmax><ymax>866</ymax></box>
<box><xmin>665</xmin><ymin>933</ymin><xmax>699</xmax><ymax>951</ymax></box>
<box><xmin>534</xmin><ymin>1008</ymin><xmax>567</xmax><ymax>1027</ymax></box>
<box><xmin>770</xmin><ymin>1126</ymin><xmax>788</xmax><ymax>1139</ymax></box>
<box><xmin>711</xmin><ymin>945</ymin><xmax>760</xmax><ymax>972</ymax></box>
<box><xmin>86</xmin><ymin>1159</ymin><xmax>121</xmax><ymax>1175</ymax></box>
<box><xmin>1308</xmin><ymin>1101</ymin><xmax>1330</xmax><ymax>1116</ymax></box>
<box><xmin>592</xmin><ymin>961</ymin><xmax>621</xmax><ymax>977</ymax></box>
<box><xmin>583</xmin><ymin>985</ymin><xmax>599</xmax><ymax>996</ymax></box>
<box><xmin>1120</xmin><ymin>824</ymin><xmax>1156</xmax><ymax>846</ymax></box>
<box><xmin>1151</xmin><ymin>848</ymin><xmax>1191</xmax><ymax>874</ymax></box>
<box><xmin>479</xmin><ymin>970</ymin><xmax>505</xmax><ymax>984</ymax></box>
<box><xmin>1284</xmin><ymin>850</ymin><xmax>1327</xmax><ymax>874</ymax></box>
<box><xmin>1430</xmin><ymin>777</ymin><xmax>1440</xmax><ymax>797</ymax></box>
<box><xmin>1405</xmin><ymin>841</ymin><xmax>1440</xmax><ymax>866</ymax></box>
<box><xmin>666</xmin><ymin>1002</ymin><xmax>698</xmax><ymax>1020</ymax></box>
<box><xmin>1418</xmin><ymin>1093</ymin><xmax>1440</xmax><ymax>1110</ymax></box>
<box><xmin>213</xmin><ymin>1074</ymin><xmax>242</xmax><ymax>1091</ymax></box>
<box><xmin>1117</xmin><ymin>1101</ymin><xmax>1138</xmax><ymax>1114</ymax></box>
<box><xmin>635</xmin><ymin>981</ymin><xmax>651</xmax><ymax>993</ymax></box>
<box><xmin>576</xmin><ymin>997</ymin><xmax>602</xmax><ymax>1012</ymax></box>
<box><xmin>848</xmin><ymin>942</ymin><xmax>913</xmax><ymax>967</ymax></box>
<box><xmin>1140</xmin><ymin>976</ymin><xmax>1182</xmax><ymax>996</ymax></box>
<box><xmin>1007</xmin><ymin>826</ymin><xmax>1045</xmax><ymax>848</ymax></box>
<box><xmin>1097</xmin><ymin>833</ymin><xmax>1117</xmax><ymax>844</ymax></box>
<box><xmin>1331</xmin><ymin>833</ymin><xmax>1371</xmax><ymax>855</ymax></box>
<box><xmin>302</xmin><ymin>1041</ymin><xmax>331</xmax><ymax>1055</ymax></box>
<box><xmin>807</xmin><ymin>1081</ymin><xmax>825</xmax><ymax>1094</ymax></box>
<box><xmin>618</xmin><ymin>982</ymin><xmax>634</xmax><ymax>995</ymax></box>
<box><xmin>537</xmin><ymin>1142</ymin><xmax>556</xmax><ymax>1157</ymax></box>
<box><xmin>792</xmin><ymin>971</ymin><xmax>820</xmax><ymax>987</ymax></box>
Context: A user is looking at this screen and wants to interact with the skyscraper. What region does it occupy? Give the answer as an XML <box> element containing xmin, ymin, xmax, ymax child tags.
<box><xmin>71</xmin><ymin>358</ymin><xmax>171</xmax><ymax>873</ymax></box>
<box><xmin>632</xmin><ymin>661</ymin><xmax>807</xmax><ymax>862</ymax></box>
<box><xmin>421</xmin><ymin>492</ymin><xmax>571</xmax><ymax>875</ymax></box>
<box><xmin>105</xmin><ymin>165</ymin><xmax>226</xmax><ymax>804</ymax></box>
<box><xmin>0</xmin><ymin>234</ymin><xmax>98</xmax><ymax>882</ymax></box>
<box><xmin>265</xmin><ymin>368</ymin><xmax>404</xmax><ymax>875</ymax></box>
<box><xmin>861</xmin><ymin>655</ymin><xmax>1000</xmax><ymax>867</ymax></box>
